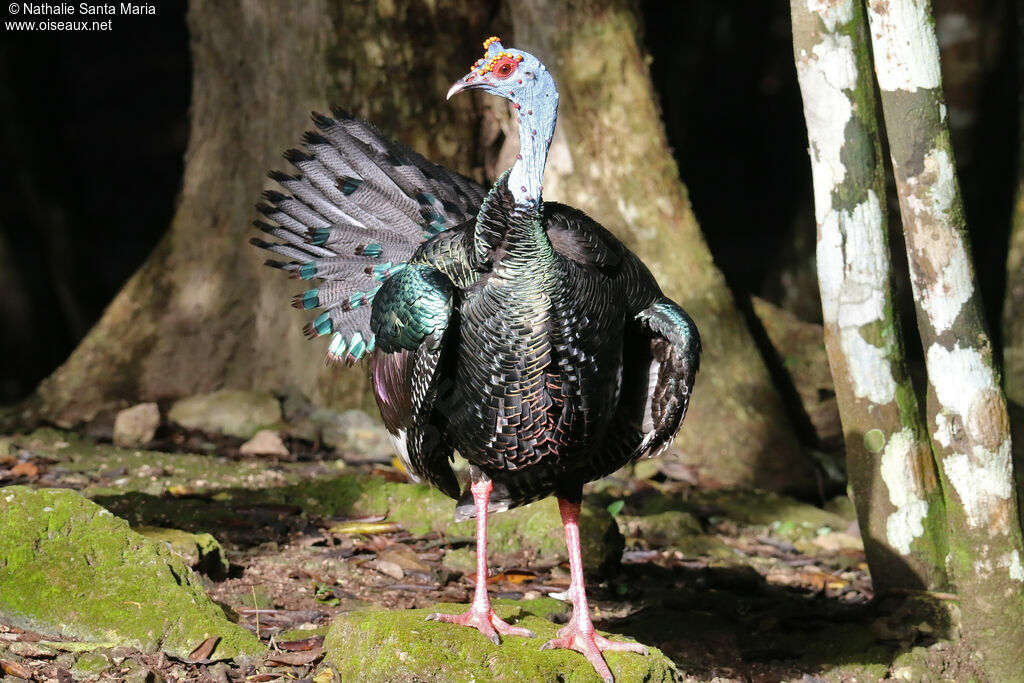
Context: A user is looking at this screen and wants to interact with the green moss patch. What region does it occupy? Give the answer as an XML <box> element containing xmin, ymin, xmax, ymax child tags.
<box><xmin>323</xmin><ymin>599</ymin><xmax>676</xmax><ymax>682</ymax></box>
<box><xmin>134</xmin><ymin>526</ymin><xmax>229</xmax><ymax>579</ymax></box>
<box><xmin>0</xmin><ymin>486</ymin><xmax>262</xmax><ymax>660</ymax></box>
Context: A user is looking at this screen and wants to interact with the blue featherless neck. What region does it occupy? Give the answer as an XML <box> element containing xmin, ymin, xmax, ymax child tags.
<box><xmin>508</xmin><ymin>75</ymin><xmax>558</xmax><ymax>210</ymax></box>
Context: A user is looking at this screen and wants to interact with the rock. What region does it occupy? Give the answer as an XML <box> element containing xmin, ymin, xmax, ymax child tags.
<box><xmin>0</xmin><ymin>486</ymin><xmax>262</xmax><ymax>659</ymax></box>
<box><xmin>751</xmin><ymin>296</ymin><xmax>842</xmax><ymax>451</ymax></box>
<box><xmin>320</xmin><ymin>410</ymin><xmax>394</xmax><ymax>461</ymax></box>
<box><xmin>239</xmin><ymin>430</ymin><xmax>289</xmax><ymax>457</ymax></box>
<box><xmin>134</xmin><ymin>526</ymin><xmax>230</xmax><ymax>579</ymax></box>
<box><xmin>113</xmin><ymin>403</ymin><xmax>161</xmax><ymax>447</ymax></box>
<box><xmin>378</xmin><ymin>546</ymin><xmax>432</xmax><ymax>573</ymax></box>
<box><xmin>71</xmin><ymin>650</ymin><xmax>111</xmax><ymax>680</ymax></box>
<box><xmin>282</xmin><ymin>396</ymin><xmax>394</xmax><ymax>462</ymax></box>
<box><xmin>355</xmin><ymin>478</ymin><xmax>623</xmax><ymax>570</ymax></box>
<box><xmin>168</xmin><ymin>390</ymin><xmax>282</xmax><ymax>439</ymax></box>
<box><xmin>323</xmin><ymin>599</ymin><xmax>677</xmax><ymax>682</ymax></box>
<box><xmin>618</xmin><ymin>510</ymin><xmax>703</xmax><ymax>547</ymax></box>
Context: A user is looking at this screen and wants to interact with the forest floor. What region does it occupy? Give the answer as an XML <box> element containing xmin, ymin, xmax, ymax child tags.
<box><xmin>0</xmin><ymin>408</ymin><xmax>961</xmax><ymax>682</ymax></box>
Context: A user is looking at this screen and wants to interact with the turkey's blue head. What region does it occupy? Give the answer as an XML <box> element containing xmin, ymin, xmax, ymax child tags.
<box><xmin>448</xmin><ymin>37</ymin><xmax>558</xmax><ymax>208</ymax></box>
<box><xmin>447</xmin><ymin>37</ymin><xmax>556</xmax><ymax>107</ymax></box>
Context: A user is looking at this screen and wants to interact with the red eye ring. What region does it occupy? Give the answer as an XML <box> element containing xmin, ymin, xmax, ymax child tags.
<box><xmin>492</xmin><ymin>57</ymin><xmax>516</xmax><ymax>79</ymax></box>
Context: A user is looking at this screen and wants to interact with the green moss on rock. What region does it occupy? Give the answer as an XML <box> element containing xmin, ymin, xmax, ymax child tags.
<box><xmin>0</xmin><ymin>486</ymin><xmax>262</xmax><ymax>660</ymax></box>
<box><xmin>323</xmin><ymin>599</ymin><xmax>677</xmax><ymax>682</ymax></box>
<box><xmin>689</xmin><ymin>488</ymin><xmax>852</xmax><ymax>543</ymax></box>
<box><xmin>619</xmin><ymin>510</ymin><xmax>703</xmax><ymax>547</ymax></box>
<box><xmin>167</xmin><ymin>389</ymin><xmax>283</xmax><ymax>438</ymax></box>
<box><xmin>134</xmin><ymin>526</ymin><xmax>229</xmax><ymax>579</ymax></box>
<box><xmin>267</xmin><ymin>475</ymin><xmax>624</xmax><ymax>569</ymax></box>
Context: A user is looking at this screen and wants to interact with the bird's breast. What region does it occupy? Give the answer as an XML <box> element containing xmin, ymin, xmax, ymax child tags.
<box><xmin>447</xmin><ymin>264</ymin><xmax>625</xmax><ymax>472</ymax></box>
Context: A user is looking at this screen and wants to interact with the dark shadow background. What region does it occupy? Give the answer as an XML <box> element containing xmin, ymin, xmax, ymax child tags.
<box><xmin>0</xmin><ymin>0</ymin><xmax>1018</xmax><ymax>404</ymax></box>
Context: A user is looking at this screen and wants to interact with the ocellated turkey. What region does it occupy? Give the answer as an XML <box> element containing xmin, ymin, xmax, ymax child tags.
<box><xmin>253</xmin><ymin>37</ymin><xmax>701</xmax><ymax>682</ymax></box>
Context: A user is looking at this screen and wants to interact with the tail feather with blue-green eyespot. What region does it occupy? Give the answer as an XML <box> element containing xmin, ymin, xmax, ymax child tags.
<box><xmin>252</xmin><ymin>108</ymin><xmax>485</xmax><ymax>366</ymax></box>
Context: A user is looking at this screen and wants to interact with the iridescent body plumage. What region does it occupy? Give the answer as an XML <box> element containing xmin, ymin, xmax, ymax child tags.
<box><xmin>255</xmin><ymin>38</ymin><xmax>700</xmax><ymax>683</ymax></box>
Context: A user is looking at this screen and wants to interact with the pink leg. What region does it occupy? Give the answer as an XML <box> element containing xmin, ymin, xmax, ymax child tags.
<box><xmin>427</xmin><ymin>478</ymin><xmax>534</xmax><ymax>644</ymax></box>
<box><xmin>541</xmin><ymin>498</ymin><xmax>648</xmax><ymax>682</ymax></box>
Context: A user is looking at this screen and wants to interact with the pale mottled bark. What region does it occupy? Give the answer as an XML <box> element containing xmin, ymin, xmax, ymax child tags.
<box><xmin>867</xmin><ymin>0</ymin><xmax>1024</xmax><ymax>677</ymax></box>
<box><xmin>505</xmin><ymin>0</ymin><xmax>814</xmax><ymax>493</ymax></box>
<box><xmin>790</xmin><ymin>0</ymin><xmax>947</xmax><ymax>594</ymax></box>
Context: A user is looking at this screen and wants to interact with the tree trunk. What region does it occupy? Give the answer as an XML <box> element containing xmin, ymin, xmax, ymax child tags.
<box><xmin>30</xmin><ymin>1</ymin><xmax>491</xmax><ymax>424</ymax></box>
<box><xmin>29</xmin><ymin>1</ymin><xmax>812</xmax><ymax>491</ymax></box>
<box><xmin>506</xmin><ymin>0</ymin><xmax>814</xmax><ymax>493</ymax></box>
<box><xmin>790</xmin><ymin>0</ymin><xmax>947</xmax><ymax>594</ymax></box>
<box><xmin>867</xmin><ymin>0</ymin><xmax>1024</xmax><ymax>677</ymax></box>
<box><xmin>1004</xmin><ymin>3</ymin><xmax>1024</xmax><ymax>410</ymax></box>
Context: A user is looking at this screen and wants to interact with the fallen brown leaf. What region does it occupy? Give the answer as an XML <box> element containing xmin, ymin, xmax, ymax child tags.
<box><xmin>265</xmin><ymin>648</ymin><xmax>323</xmax><ymax>666</ymax></box>
<box><xmin>370</xmin><ymin>559</ymin><xmax>405</xmax><ymax>580</ymax></box>
<box><xmin>188</xmin><ymin>636</ymin><xmax>220</xmax><ymax>662</ymax></box>
<box><xmin>278</xmin><ymin>635</ymin><xmax>324</xmax><ymax>652</ymax></box>
<box><xmin>502</xmin><ymin>570</ymin><xmax>538</xmax><ymax>585</ymax></box>
<box><xmin>10</xmin><ymin>461</ymin><xmax>39</xmax><ymax>478</ymax></box>
<box><xmin>0</xmin><ymin>658</ymin><xmax>33</xmax><ymax>679</ymax></box>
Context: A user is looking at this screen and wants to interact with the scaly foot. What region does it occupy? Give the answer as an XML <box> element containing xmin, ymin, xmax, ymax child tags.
<box><xmin>427</xmin><ymin>606</ymin><xmax>535</xmax><ymax>645</ymax></box>
<box><xmin>540</xmin><ymin>622</ymin><xmax>648</xmax><ymax>683</ymax></box>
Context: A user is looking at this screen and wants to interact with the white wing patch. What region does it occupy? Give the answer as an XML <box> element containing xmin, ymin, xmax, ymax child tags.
<box><xmin>389</xmin><ymin>428</ymin><xmax>421</xmax><ymax>483</ymax></box>
<box><xmin>641</xmin><ymin>358</ymin><xmax>661</xmax><ymax>435</ymax></box>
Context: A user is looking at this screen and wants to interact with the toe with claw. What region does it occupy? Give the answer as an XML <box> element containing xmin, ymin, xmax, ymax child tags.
<box><xmin>427</xmin><ymin>607</ymin><xmax>535</xmax><ymax>645</ymax></box>
<box><xmin>540</xmin><ymin>621</ymin><xmax>647</xmax><ymax>682</ymax></box>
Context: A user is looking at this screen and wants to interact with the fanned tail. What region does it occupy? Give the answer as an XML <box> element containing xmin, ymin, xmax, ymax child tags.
<box><xmin>253</xmin><ymin>109</ymin><xmax>485</xmax><ymax>364</ymax></box>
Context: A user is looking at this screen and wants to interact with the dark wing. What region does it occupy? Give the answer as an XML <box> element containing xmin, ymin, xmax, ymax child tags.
<box><xmin>367</xmin><ymin>263</ymin><xmax>459</xmax><ymax>498</ymax></box>
<box><xmin>252</xmin><ymin>108</ymin><xmax>485</xmax><ymax>364</ymax></box>
<box><xmin>628</xmin><ymin>299</ymin><xmax>701</xmax><ymax>458</ymax></box>
<box><xmin>542</xmin><ymin>203</ymin><xmax>700</xmax><ymax>472</ymax></box>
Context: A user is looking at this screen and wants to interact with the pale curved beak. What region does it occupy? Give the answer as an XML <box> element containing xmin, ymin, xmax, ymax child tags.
<box><xmin>446</xmin><ymin>81</ymin><xmax>468</xmax><ymax>100</ymax></box>
<box><xmin>446</xmin><ymin>73</ymin><xmax>486</xmax><ymax>100</ymax></box>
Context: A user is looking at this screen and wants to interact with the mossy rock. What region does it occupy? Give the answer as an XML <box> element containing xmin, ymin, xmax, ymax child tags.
<box><xmin>687</xmin><ymin>488</ymin><xmax>852</xmax><ymax>543</ymax></box>
<box><xmin>0</xmin><ymin>486</ymin><xmax>262</xmax><ymax>660</ymax></box>
<box><xmin>618</xmin><ymin>510</ymin><xmax>703</xmax><ymax>547</ymax></box>
<box><xmin>269</xmin><ymin>475</ymin><xmax>624</xmax><ymax>570</ymax></box>
<box><xmin>167</xmin><ymin>389</ymin><xmax>282</xmax><ymax>438</ymax></box>
<box><xmin>323</xmin><ymin>599</ymin><xmax>677</xmax><ymax>682</ymax></box>
<box><xmin>134</xmin><ymin>526</ymin><xmax>229</xmax><ymax>579</ymax></box>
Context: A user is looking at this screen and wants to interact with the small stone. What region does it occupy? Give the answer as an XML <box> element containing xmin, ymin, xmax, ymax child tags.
<box><xmin>320</xmin><ymin>410</ymin><xmax>394</xmax><ymax>461</ymax></box>
<box><xmin>239</xmin><ymin>430</ymin><xmax>289</xmax><ymax>457</ymax></box>
<box><xmin>811</xmin><ymin>530</ymin><xmax>864</xmax><ymax>552</ymax></box>
<box><xmin>113</xmin><ymin>403</ymin><xmax>160</xmax><ymax>447</ymax></box>
<box><xmin>378</xmin><ymin>547</ymin><xmax>431</xmax><ymax>573</ymax></box>
<box><xmin>168</xmin><ymin>390</ymin><xmax>282</xmax><ymax>439</ymax></box>
<box><xmin>371</xmin><ymin>559</ymin><xmax>405</xmax><ymax>580</ymax></box>
<box><xmin>442</xmin><ymin>547</ymin><xmax>477</xmax><ymax>573</ymax></box>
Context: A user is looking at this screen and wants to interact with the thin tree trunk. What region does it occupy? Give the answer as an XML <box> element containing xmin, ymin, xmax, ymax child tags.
<box><xmin>867</xmin><ymin>1</ymin><xmax>1024</xmax><ymax>677</ymax></box>
<box><xmin>790</xmin><ymin>0</ymin><xmax>947</xmax><ymax>593</ymax></box>
<box><xmin>507</xmin><ymin>0</ymin><xmax>815</xmax><ymax>493</ymax></box>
